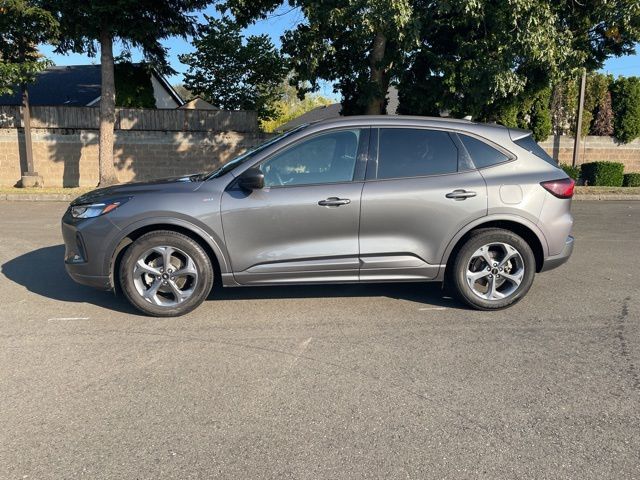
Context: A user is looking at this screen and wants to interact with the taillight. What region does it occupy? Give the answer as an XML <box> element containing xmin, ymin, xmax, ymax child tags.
<box><xmin>540</xmin><ymin>178</ymin><xmax>575</xmax><ymax>199</ymax></box>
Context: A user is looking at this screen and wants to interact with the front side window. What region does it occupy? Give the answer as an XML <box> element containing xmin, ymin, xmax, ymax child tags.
<box><xmin>206</xmin><ymin>124</ymin><xmax>308</xmax><ymax>179</ymax></box>
<box><xmin>459</xmin><ymin>134</ymin><xmax>510</xmax><ymax>169</ymax></box>
<box><xmin>376</xmin><ymin>128</ymin><xmax>458</xmax><ymax>179</ymax></box>
<box><xmin>261</xmin><ymin>129</ymin><xmax>361</xmax><ymax>187</ymax></box>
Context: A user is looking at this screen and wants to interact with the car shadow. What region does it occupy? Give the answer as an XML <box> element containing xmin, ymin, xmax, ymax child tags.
<box><xmin>209</xmin><ymin>281</ymin><xmax>462</xmax><ymax>309</ymax></box>
<box><xmin>2</xmin><ymin>245</ymin><xmax>464</xmax><ymax>313</ymax></box>
<box><xmin>1</xmin><ymin>245</ymin><xmax>140</xmax><ymax>315</ymax></box>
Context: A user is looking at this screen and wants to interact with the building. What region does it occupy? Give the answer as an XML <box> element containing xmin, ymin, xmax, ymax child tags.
<box><xmin>0</xmin><ymin>64</ymin><xmax>183</xmax><ymax>108</ymax></box>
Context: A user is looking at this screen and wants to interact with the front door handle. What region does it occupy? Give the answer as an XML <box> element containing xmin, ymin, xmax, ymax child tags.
<box><xmin>445</xmin><ymin>189</ymin><xmax>477</xmax><ymax>200</ymax></box>
<box><xmin>318</xmin><ymin>197</ymin><xmax>351</xmax><ymax>207</ymax></box>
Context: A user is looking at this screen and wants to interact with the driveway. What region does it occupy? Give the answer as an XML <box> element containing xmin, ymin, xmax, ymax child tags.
<box><xmin>0</xmin><ymin>200</ymin><xmax>638</xmax><ymax>479</ymax></box>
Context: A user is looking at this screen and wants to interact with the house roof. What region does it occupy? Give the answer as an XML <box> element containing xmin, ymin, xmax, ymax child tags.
<box><xmin>178</xmin><ymin>97</ymin><xmax>219</xmax><ymax>110</ymax></box>
<box><xmin>277</xmin><ymin>103</ymin><xmax>342</xmax><ymax>131</ymax></box>
<box><xmin>0</xmin><ymin>65</ymin><xmax>102</xmax><ymax>106</ymax></box>
<box><xmin>0</xmin><ymin>64</ymin><xmax>183</xmax><ymax>107</ymax></box>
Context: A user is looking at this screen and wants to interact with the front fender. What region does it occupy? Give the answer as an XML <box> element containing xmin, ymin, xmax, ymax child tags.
<box><xmin>104</xmin><ymin>215</ymin><xmax>231</xmax><ymax>287</ymax></box>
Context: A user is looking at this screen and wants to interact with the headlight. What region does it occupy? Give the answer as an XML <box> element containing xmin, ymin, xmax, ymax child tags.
<box><xmin>70</xmin><ymin>198</ymin><xmax>129</xmax><ymax>219</ymax></box>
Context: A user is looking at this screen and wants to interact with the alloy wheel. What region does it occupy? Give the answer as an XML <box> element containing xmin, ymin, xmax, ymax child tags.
<box><xmin>465</xmin><ymin>242</ymin><xmax>525</xmax><ymax>301</ymax></box>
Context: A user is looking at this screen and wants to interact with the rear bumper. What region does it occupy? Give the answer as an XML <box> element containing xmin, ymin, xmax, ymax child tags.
<box><xmin>540</xmin><ymin>235</ymin><xmax>574</xmax><ymax>272</ymax></box>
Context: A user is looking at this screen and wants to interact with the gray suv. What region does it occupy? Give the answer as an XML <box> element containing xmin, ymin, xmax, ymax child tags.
<box><xmin>62</xmin><ymin>116</ymin><xmax>574</xmax><ymax>316</ymax></box>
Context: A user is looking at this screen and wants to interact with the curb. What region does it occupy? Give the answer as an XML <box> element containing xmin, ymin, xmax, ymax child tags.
<box><xmin>2</xmin><ymin>193</ymin><xmax>640</xmax><ymax>202</ymax></box>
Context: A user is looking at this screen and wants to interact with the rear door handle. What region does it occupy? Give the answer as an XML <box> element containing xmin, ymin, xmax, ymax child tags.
<box><xmin>318</xmin><ymin>197</ymin><xmax>351</xmax><ymax>207</ymax></box>
<box><xmin>445</xmin><ymin>189</ymin><xmax>477</xmax><ymax>200</ymax></box>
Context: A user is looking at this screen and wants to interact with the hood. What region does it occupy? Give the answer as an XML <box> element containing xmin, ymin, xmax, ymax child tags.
<box><xmin>71</xmin><ymin>173</ymin><xmax>205</xmax><ymax>206</ymax></box>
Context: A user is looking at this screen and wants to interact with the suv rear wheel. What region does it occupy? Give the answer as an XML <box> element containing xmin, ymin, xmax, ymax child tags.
<box><xmin>451</xmin><ymin>228</ymin><xmax>536</xmax><ymax>310</ymax></box>
<box><xmin>119</xmin><ymin>231</ymin><xmax>214</xmax><ymax>317</ymax></box>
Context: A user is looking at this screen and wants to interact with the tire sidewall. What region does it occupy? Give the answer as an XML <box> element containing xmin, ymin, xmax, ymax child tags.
<box><xmin>453</xmin><ymin>230</ymin><xmax>536</xmax><ymax>310</ymax></box>
<box><xmin>120</xmin><ymin>231</ymin><xmax>214</xmax><ymax>317</ymax></box>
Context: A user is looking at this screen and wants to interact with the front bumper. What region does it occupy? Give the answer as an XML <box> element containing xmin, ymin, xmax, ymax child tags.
<box><xmin>540</xmin><ymin>235</ymin><xmax>574</xmax><ymax>272</ymax></box>
<box><xmin>61</xmin><ymin>208</ymin><xmax>117</xmax><ymax>291</ymax></box>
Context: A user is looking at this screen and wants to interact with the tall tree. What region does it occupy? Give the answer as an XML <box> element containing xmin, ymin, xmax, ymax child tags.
<box><xmin>591</xmin><ymin>91</ymin><xmax>614</xmax><ymax>136</ymax></box>
<box><xmin>179</xmin><ymin>16</ymin><xmax>288</xmax><ymax>121</ymax></box>
<box><xmin>611</xmin><ymin>76</ymin><xmax>640</xmax><ymax>143</ymax></box>
<box><xmin>260</xmin><ymin>80</ymin><xmax>333</xmax><ymax>132</ymax></box>
<box><xmin>227</xmin><ymin>0</ymin><xmax>640</xmax><ymax>120</ymax></box>
<box><xmin>0</xmin><ymin>0</ymin><xmax>58</xmax><ymax>184</ymax></box>
<box><xmin>42</xmin><ymin>0</ymin><xmax>210</xmax><ymax>186</ymax></box>
<box><xmin>399</xmin><ymin>0</ymin><xmax>640</xmax><ymax>121</ymax></box>
<box><xmin>226</xmin><ymin>0</ymin><xmax>418</xmax><ymax>115</ymax></box>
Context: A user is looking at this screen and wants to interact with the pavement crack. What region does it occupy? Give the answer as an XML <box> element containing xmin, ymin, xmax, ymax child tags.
<box><xmin>613</xmin><ymin>296</ymin><xmax>640</xmax><ymax>392</ymax></box>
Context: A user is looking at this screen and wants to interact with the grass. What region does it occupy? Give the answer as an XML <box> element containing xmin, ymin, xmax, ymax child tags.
<box><xmin>0</xmin><ymin>187</ymin><xmax>94</xmax><ymax>195</ymax></box>
<box><xmin>575</xmin><ymin>186</ymin><xmax>640</xmax><ymax>195</ymax></box>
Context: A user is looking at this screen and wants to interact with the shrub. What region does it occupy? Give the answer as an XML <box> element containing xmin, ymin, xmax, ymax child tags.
<box><xmin>530</xmin><ymin>89</ymin><xmax>552</xmax><ymax>142</ymax></box>
<box><xmin>580</xmin><ymin>161</ymin><xmax>624</xmax><ymax>186</ymax></box>
<box><xmin>623</xmin><ymin>173</ymin><xmax>640</xmax><ymax>187</ymax></box>
<box><xmin>560</xmin><ymin>164</ymin><xmax>580</xmax><ymax>180</ymax></box>
<box><xmin>611</xmin><ymin>77</ymin><xmax>640</xmax><ymax>143</ymax></box>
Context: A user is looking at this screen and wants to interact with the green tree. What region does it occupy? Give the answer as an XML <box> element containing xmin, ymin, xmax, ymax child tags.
<box><xmin>611</xmin><ymin>76</ymin><xmax>640</xmax><ymax>143</ymax></box>
<box><xmin>42</xmin><ymin>0</ymin><xmax>209</xmax><ymax>186</ymax></box>
<box><xmin>260</xmin><ymin>81</ymin><xmax>333</xmax><ymax>132</ymax></box>
<box><xmin>529</xmin><ymin>88</ymin><xmax>553</xmax><ymax>142</ymax></box>
<box><xmin>226</xmin><ymin>0</ymin><xmax>640</xmax><ymax>120</ymax></box>
<box><xmin>582</xmin><ymin>72</ymin><xmax>613</xmax><ymax>137</ymax></box>
<box><xmin>0</xmin><ymin>0</ymin><xmax>58</xmax><ymax>183</ymax></box>
<box><xmin>179</xmin><ymin>16</ymin><xmax>288</xmax><ymax>121</ymax></box>
<box><xmin>114</xmin><ymin>62</ymin><xmax>156</xmax><ymax>109</ymax></box>
<box><xmin>399</xmin><ymin>1</ymin><xmax>640</xmax><ymax>122</ymax></box>
<box><xmin>226</xmin><ymin>0</ymin><xmax>419</xmax><ymax>115</ymax></box>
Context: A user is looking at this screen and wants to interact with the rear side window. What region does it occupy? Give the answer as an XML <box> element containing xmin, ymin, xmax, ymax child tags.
<box><xmin>377</xmin><ymin>128</ymin><xmax>458</xmax><ymax>179</ymax></box>
<box><xmin>514</xmin><ymin>134</ymin><xmax>557</xmax><ymax>166</ymax></box>
<box><xmin>459</xmin><ymin>134</ymin><xmax>510</xmax><ymax>169</ymax></box>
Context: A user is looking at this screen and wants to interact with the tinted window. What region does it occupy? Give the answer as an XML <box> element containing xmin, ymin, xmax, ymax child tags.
<box><xmin>261</xmin><ymin>129</ymin><xmax>360</xmax><ymax>187</ymax></box>
<box><xmin>515</xmin><ymin>134</ymin><xmax>557</xmax><ymax>166</ymax></box>
<box><xmin>459</xmin><ymin>134</ymin><xmax>510</xmax><ymax>169</ymax></box>
<box><xmin>377</xmin><ymin>128</ymin><xmax>458</xmax><ymax>179</ymax></box>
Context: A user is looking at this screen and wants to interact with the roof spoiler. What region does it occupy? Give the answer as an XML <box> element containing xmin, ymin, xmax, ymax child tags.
<box><xmin>508</xmin><ymin>127</ymin><xmax>532</xmax><ymax>142</ymax></box>
<box><xmin>508</xmin><ymin>128</ymin><xmax>533</xmax><ymax>142</ymax></box>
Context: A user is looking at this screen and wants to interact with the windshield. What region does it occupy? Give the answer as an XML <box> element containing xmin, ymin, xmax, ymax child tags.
<box><xmin>205</xmin><ymin>124</ymin><xmax>309</xmax><ymax>179</ymax></box>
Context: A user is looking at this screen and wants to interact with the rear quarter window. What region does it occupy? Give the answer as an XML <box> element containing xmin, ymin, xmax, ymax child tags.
<box><xmin>514</xmin><ymin>135</ymin><xmax>557</xmax><ymax>166</ymax></box>
<box><xmin>458</xmin><ymin>134</ymin><xmax>510</xmax><ymax>169</ymax></box>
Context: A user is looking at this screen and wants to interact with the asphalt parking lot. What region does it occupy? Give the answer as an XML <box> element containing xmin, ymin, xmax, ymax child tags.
<box><xmin>0</xmin><ymin>200</ymin><xmax>639</xmax><ymax>479</ymax></box>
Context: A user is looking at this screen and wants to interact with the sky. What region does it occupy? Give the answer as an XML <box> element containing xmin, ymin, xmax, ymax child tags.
<box><xmin>39</xmin><ymin>4</ymin><xmax>640</xmax><ymax>101</ymax></box>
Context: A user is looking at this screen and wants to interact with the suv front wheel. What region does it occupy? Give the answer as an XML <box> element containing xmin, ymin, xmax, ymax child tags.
<box><xmin>451</xmin><ymin>228</ymin><xmax>536</xmax><ymax>310</ymax></box>
<box><xmin>119</xmin><ymin>231</ymin><xmax>214</xmax><ymax>317</ymax></box>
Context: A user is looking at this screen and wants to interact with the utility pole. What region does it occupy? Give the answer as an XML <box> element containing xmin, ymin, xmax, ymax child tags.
<box><xmin>572</xmin><ymin>69</ymin><xmax>587</xmax><ymax>167</ymax></box>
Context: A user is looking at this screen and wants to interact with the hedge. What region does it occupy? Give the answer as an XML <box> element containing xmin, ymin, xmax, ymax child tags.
<box><xmin>580</xmin><ymin>161</ymin><xmax>625</xmax><ymax>186</ymax></box>
<box><xmin>611</xmin><ymin>77</ymin><xmax>640</xmax><ymax>143</ymax></box>
<box><xmin>559</xmin><ymin>164</ymin><xmax>580</xmax><ymax>180</ymax></box>
<box><xmin>623</xmin><ymin>173</ymin><xmax>640</xmax><ymax>187</ymax></box>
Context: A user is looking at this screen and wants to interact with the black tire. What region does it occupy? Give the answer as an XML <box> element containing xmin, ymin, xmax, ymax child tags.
<box><xmin>451</xmin><ymin>228</ymin><xmax>536</xmax><ymax>310</ymax></box>
<box><xmin>119</xmin><ymin>230</ymin><xmax>214</xmax><ymax>317</ymax></box>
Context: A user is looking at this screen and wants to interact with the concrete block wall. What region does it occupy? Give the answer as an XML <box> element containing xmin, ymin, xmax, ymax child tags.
<box><xmin>0</xmin><ymin>128</ymin><xmax>270</xmax><ymax>187</ymax></box>
<box><xmin>2</xmin><ymin>130</ymin><xmax>640</xmax><ymax>188</ymax></box>
<box><xmin>539</xmin><ymin>135</ymin><xmax>640</xmax><ymax>172</ymax></box>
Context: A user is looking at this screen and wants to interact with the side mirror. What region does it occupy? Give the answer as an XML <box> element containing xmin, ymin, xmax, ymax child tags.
<box><xmin>238</xmin><ymin>167</ymin><xmax>264</xmax><ymax>190</ymax></box>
